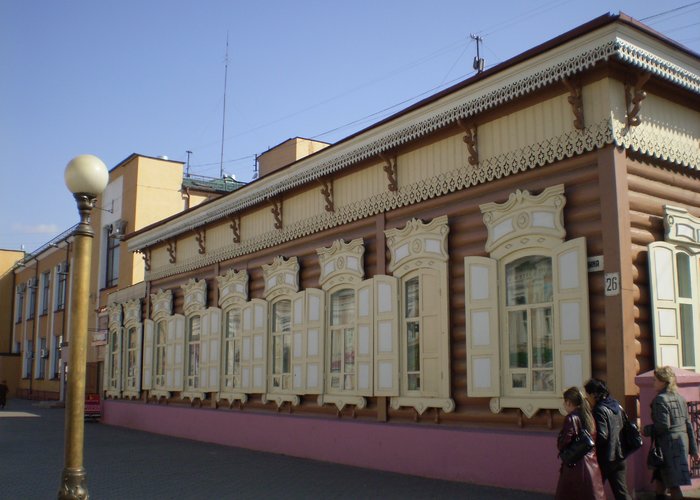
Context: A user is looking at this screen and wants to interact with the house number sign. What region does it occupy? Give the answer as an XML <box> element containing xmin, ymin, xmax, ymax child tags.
<box><xmin>604</xmin><ymin>272</ymin><xmax>620</xmax><ymax>296</ymax></box>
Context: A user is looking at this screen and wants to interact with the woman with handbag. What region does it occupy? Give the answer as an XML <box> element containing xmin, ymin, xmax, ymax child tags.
<box><xmin>555</xmin><ymin>386</ymin><xmax>605</xmax><ymax>500</ymax></box>
<box><xmin>585</xmin><ymin>378</ymin><xmax>632</xmax><ymax>499</ymax></box>
<box><xmin>643</xmin><ymin>366</ymin><xmax>699</xmax><ymax>500</ymax></box>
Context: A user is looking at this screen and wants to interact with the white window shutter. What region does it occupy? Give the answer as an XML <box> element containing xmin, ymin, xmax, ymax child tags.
<box><xmin>135</xmin><ymin>323</ymin><xmax>143</xmax><ymax>392</ymax></box>
<box><xmin>208</xmin><ymin>307</ymin><xmax>222</xmax><ymax>393</ymax></box>
<box><xmin>648</xmin><ymin>242</ymin><xmax>682</xmax><ymax>368</ymax></box>
<box><xmin>305</xmin><ymin>288</ymin><xmax>324</xmax><ymax>394</ymax></box>
<box><xmin>247</xmin><ymin>299</ymin><xmax>267</xmax><ymax>394</ymax></box>
<box><xmin>356</xmin><ymin>279</ymin><xmax>374</xmax><ymax>396</ymax></box>
<box><xmin>554</xmin><ymin>237</ymin><xmax>590</xmax><ymax>391</ymax></box>
<box><xmin>166</xmin><ymin>314</ymin><xmax>185</xmax><ymax>392</ymax></box>
<box><xmin>142</xmin><ymin>319</ymin><xmax>154</xmax><ymax>390</ymax></box>
<box><xmin>464</xmin><ymin>256</ymin><xmax>501</xmax><ymax>397</ymax></box>
<box><xmin>419</xmin><ymin>269</ymin><xmax>442</xmax><ymax>397</ymax></box>
<box><xmin>374</xmin><ymin>275</ymin><xmax>399</xmax><ymax>396</ymax></box>
<box><xmin>291</xmin><ymin>291</ymin><xmax>306</xmax><ymax>391</ymax></box>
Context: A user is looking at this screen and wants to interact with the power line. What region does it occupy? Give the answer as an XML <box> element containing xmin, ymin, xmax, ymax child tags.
<box><xmin>640</xmin><ymin>1</ymin><xmax>700</xmax><ymax>21</ymax></box>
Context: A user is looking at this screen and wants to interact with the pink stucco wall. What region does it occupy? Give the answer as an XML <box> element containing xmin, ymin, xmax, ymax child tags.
<box><xmin>103</xmin><ymin>400</ymin><xmax>562</xmax><ymax>493</ymax></box>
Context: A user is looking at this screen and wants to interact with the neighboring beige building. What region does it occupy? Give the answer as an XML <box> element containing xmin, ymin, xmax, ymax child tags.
<box><xmin>0</xmin><ymin>248</ymin><xmax>26</xmax><ymax>394</ymax></box>
<box><xmin>9</xmin><ymin>154</ymin><xmax>244</xmax><ymax>399</ymax></box>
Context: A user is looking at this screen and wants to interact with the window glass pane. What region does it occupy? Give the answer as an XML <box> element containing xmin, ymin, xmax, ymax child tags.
<box><xmin>330</xmin><ymin>331</ymin><xmax>342</xmax><ymax>374</ymax></box>
<box><xmin>273</xmin><ymin>336</ymin><xmax>283</xmax><ymax>376</ymax></box>
<box><xmin>331</xmin><ymin>289</ymin><xmax>355</xmax><ymax>325</ymax></box>
<box><xmin>405</xmin><ymin>277</ymin><xmax>419</xmax><ymax>318</ymax></box>
<box><xmin>407</xmin><ymin>322</ymin><xmax>420</xmax><ymax>372</ymax></box>
<box><xmin>512</xmin><ymin>373</ymin><xmax>526</xmax><ymax>388</ymax></box>
<box><xmin>189</xmin><ymin>316</ymin><xmax>201</xmax><ymax>340</ymax></box>
<box><xmin>273</xmin><ymin>300</ymin><xmax>291</xmax><ymax>332</ymax></box>
<box><xmin>681</xmin><ymin>303</ymin><xmax>695</xmax><ymax>367</ymax></box>
<box><xmin>344</xmin><ymin>329</ymin><xmax>355</xmax><ymax>375</ymax></box>
<box><xmin>188</xmin><ymin>343</ymin><xmax>199</xmax><ymax>377</ymax></box>
<box><xmin>226</xmin><ymin>309</ymin><xmax>241</xmax><ymax>338</ymax></box>
<box><xmin>532</xmin><ymin>370</ymin><xmax>554</xmax><ymax>392</ymax></box>
<box><xmin>677</xmin><ymin>253</ymin><xmax>692</xmax><ymax>299</ymax></box>
<box><xmin>508</xmin><ymin>310</ymin><xmax>528</xmax><ymax>368</ymax></box>
<box><xmin>531</xmin><ymin>307</ymin><xmax>553</xmax><ymax>368</ymax></box>
<box><xmin>506</xmin><ymin>256</ymin><xmax>552</xmax><ymax>306</ymax></box>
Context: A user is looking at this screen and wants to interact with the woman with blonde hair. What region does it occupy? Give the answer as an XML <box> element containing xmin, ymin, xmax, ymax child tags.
<box><xmin>643</xmin><ymin>366</ymin><xmax>699</xmax><ymax>500</ymax></box>
<box><xmin>555</xmin><ymin>386</ymin><xmax>605</xmax><ymax>499</ymax></box>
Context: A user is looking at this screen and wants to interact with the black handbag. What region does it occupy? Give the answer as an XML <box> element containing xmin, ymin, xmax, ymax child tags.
<box><xmin>620</xmin><ymin>408</ymin><xmax>643</xmax><ymax>457</ymax></box>
<box><xmin>560</xmin><ymin>426</ymin><xmax>595</xmax><ymax>467</ymax></box>
<box><xmin>647</xmin><ymin>435</ymin><xmax>664</xmax><ymax>468</ymax></box>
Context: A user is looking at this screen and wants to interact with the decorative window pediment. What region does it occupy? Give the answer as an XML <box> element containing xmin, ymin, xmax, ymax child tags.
<box><xmin>123</xmin><ymin>298</ymin><xmax>142</xmax><ymax>327</ymax></box>
<box><xmin>480</xmin><ymin>184</ymin><xmax>565</xmax><ymax>259</ymax></box>
<box><xmin>385</xmin><ymin>215</ymin><xmax>449</xmax><ymax>277</ymax></box>
<box><xmin>218</xmin><ymin>268</ymin><xmax>249</xmax><ymax>309</ymax></box>
<box><xmin>316</xmin><ymin>238</ymin><xmax>365</xmax><ymax>290</ymax></box>
<box><xmin>108</xmin><ymin>303</ymin><xmax>122</xmax><ymax>329</ymax></box>
<box><xmin>664</xmin><ymin>205</ymin><xmax>700</xmax><ymax>250</ymax></box>
<box><xmin>262</xmin><ymin>256</ymin><xmax>299</xmax><ymax>300</ymax></box>
<box><xmin>150</xmin><ymin>289</ymin><xmax>173</xmax><ymax>321</ymax></box>
<box><xmin>181</xmin><ymin>278</ymin><xmax>207</xmax><ymax>315</ymax></box>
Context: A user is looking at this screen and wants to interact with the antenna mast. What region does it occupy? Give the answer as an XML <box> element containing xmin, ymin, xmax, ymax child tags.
<box><xmin>470</xmin><ymin>34</ymin><xmax>485</xmax><ymax>73</ymax></box>
<box><xmin>219</xmin><ymin>33</ymin><xmax>229</xmax><ymax>179</ymax></box>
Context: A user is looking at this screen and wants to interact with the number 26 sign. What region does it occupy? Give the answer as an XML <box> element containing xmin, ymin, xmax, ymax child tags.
<box><xmin>604</xmin><ymin>272</ymin><xmax>620</xmax><ymax>296</ymax></box>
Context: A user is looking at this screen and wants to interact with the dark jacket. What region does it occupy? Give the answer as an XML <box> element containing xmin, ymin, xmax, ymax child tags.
<box><xmin>592</xmin><ymin>399</ymin><xmax>625</xmax><ymax>463</ymax></box>
<box><xmin>644</xmin><ymin>389</ymin><xmax>698</xmax><ymax>488</ymax></box>
<box><xmin>555</xmin><ymin>410</ymin><xmax>606</xmax><ymax>500</ymax></box>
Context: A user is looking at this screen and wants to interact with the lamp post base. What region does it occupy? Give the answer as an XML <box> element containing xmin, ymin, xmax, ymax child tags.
<box><xmin>58</xmin><ymin>466</ymin><xmax>88</xmax><ymax>500</ymax></box>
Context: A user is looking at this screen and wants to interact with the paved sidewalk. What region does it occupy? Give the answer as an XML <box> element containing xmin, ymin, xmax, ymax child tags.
<box><xmin>1</xmin><ymin>398</ymin><xmax>553</xmax><ymax>499</ymax></box>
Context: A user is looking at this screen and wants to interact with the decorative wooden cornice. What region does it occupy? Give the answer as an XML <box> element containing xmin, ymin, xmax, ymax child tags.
<box><xmin>181</xmin><ymin>278</ymin><xmax>207</xmax><ymax>316</ymax></box>
<box><xmin>379</xmin><ymin>153</ymin><xmax>398</xmax><ymax>192</ymax></box>
<box><xmin>319</xmin><ymin>178</ymin><xmax>334</xmax><ymax>212</ymax></box>
<box><xmin>262</xmin><ymin>256</ymin><xmax>299</xmax><ymax>300</ymax></box>
<box><xmin>228</xmin><ymin>214</ymin><xmax>241</xmax><ymax>243</ymax></box>
<box><xmin>561</xmin><ymin>78</ymin><xmax>584</xmax><ymax>130</ymax></box>
<box><xmin>625</xmin><ymin>71</ymin><xmax>651</xmax><ymax>129</ymax></box>
<box><xmin>150</xmin><ymin>289</ymin><xmax>173</xmax><ymax>321</ymax></box>
<box><xmin>108</xmin><ymin>303</ymin><xmax>122</xmax><ymax>328</ymax></box>
<box><xmin>123</xmin><ymin>298</ymin><xmax>142</xmax><ymax>326</ymax></box>
<box><xmin>316</xmin><ymin>238</ymin><xmax>365</xmax><ymax>289</ymax></box>
<box><xmin>166</xmin><ymin>239</ymin><xmax>177</xmax><ymax>264</ymax></box>
<box><xmin>457</xmin><ymin>118</ymin><xmax>479</xmax><ymax>166</ymax></box>
<box><xmin>270</xmin><ymin>198</ymin><xmax>283</xmax><ymax>230</ymax></box>
<box><xmin>139</xmin><ymin>249</ymin><xmax>151</xmax><ymax>271</ymax></box>
<box><xmin>217</xmin><ymin>268</ymin><xmax>249</xmax><ymax>308</ymax></box>
<box><xmin>194</xmin><ymin>228</ymin><xmax>206</xmax><ymax>255</ymax></box>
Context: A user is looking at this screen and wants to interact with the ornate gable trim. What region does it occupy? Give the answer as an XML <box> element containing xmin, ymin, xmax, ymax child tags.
<box><xmin>664</xmin><ymin>205</ymin><xmax>700</xmax><ymax>250</ymax></box>
<box><xmin>181</xmin><ymin>278</ymin><xmax>207</xmax><ymax>316</ymax></box>
<box><xmin>480</xmin><ymin>184</ymin><xmax>566</xmax><ymax>258</ymax></box>
<box><xmin>316</xmin><ymin>238</ymin><xmax>365</xmax><ymax>290</ymax></box>
<box><xmin>218</xmin><ymin>268</ymin><xmax>249</xmax><ymax>309</ymax></box>
<box><xmin>385</xmin><ymin>215</ymin><xmax>449</xmax><ymax>277</ymax></box>
<box><xmin>262</xmin><ymin>256</ymin><xmax>299</xmax><ymax>301</ymax></box>
<box><xmin>150</xmin><ymin>289</ymin><xmax>173</xmax><ymax>321</ymax></box>
<box><xmin>123</xmin><ymin>298</ymin><xmax>142</xmax><ymax>327</ymax></box>
<box><xmin>108</xmin><ymin>303</ymin><xmax>122</xmax><ymax>329</ymax></box>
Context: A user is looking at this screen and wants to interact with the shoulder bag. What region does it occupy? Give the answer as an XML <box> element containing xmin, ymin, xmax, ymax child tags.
<box><xmin>647</xmin><ymin>434</ymin><xmax>664</xmax><ymax>469</ymax></box>
<box><xmin>560</xmin><ymin>426</ymin><xmax>595</xmax><ymax>467</ymax></box>
<box><xmin>620</xmin><ymin>407</ymin><xmax>643</xmax><ymax>457</ymax></box>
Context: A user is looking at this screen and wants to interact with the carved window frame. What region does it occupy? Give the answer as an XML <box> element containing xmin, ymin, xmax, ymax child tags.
<box><xmin>217</xmin><ymin>268</ymin><xmax>249</xmax><ymax>405</ymax></box>
<box><xmin>181</xmin><ymin>278</ymin><xmax>208</xmax><ymax>401</ymax></box>
<box><xmin>121</xmin><ymin>298</ymin><xmax>143</xmax><ymax>399</ymax></box>
<box><xmin>104</xmin><ymin>303</ymin><xmax>123</xmax><ymax>398</ymax></box>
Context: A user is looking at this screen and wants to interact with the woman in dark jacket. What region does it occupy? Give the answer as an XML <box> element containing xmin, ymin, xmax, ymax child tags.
<box><xmin>643</xmin><ymin>366</ymin><xmax>699</xmax><ymax>500</ymax></box>
<box><xmin>585</xmin><ymin>378</ymin><xmax>630</xmax><ymax>499</ymax></box>
<box><xmin>555</xmin><ymin>386</ymin><xmax>605</xmax><ymax>500</ymax></box>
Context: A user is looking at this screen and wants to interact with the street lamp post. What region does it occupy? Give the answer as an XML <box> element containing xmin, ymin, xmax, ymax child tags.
<box><xmin>59</xmin><ymin>155</ymin><xmax>108</xmax><ymax>500</ymax></box>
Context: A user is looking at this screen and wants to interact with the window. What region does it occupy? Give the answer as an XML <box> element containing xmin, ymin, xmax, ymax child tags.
<box><xmin>27</xmin><ymin>279</ymin><xmax>36</xmax><ymax>320</ymax></box>
<box><xmin>329</xmin><ymin>289</ymin><xmax>356</xmax><ymax>391</ymax></box>
<box><xmin>125</xmin><ymin>327</ymin><xmax>138</xmax><ymax>390</ymax></box>
<box><xmin>40</xmin><ymin>271</ymin><xmax>50</xmax><ymax>315</ymax></box>
<box><xmin>56</xmin><ymin>262</ymin><xmax>68</xmax><ymax>311</ymax></box>
<box><xmin>15</xmin><ymin>286</ymin><xmax>24</xmax><ymax>323</ymax></box>
<box><xmin>108</xmin><ymin>328</ymin><xmax>120</xmax><ymax>390</ymax></box>
<box><xmin>385</xmin><ymin>216</ymin><xmax>452</xmax><ymax>412</ymax></box>
<box><xmin>465</xmin><ymin>185</ymin><xmax>590</xmax><ymax>417</ymax></box>
<box><xmin>648</xmin><ymin>206</ymin><xmax>700</xmax><ymax>370</ymax></box>
<box><xmin>52</xmin><ymin>335</ymin><xmax>61</xmax><ymax>378</ymax></box>
<box><xmin>23</xmin><ymin>340</ymin><xmax>33</xmax><ymax>378</ymax></box>
<box><xmin>37</xmin><ymin>337</ymin><xmax>47</xmax><ymax>379</ymax></box>
<box><xmin>105</xmin><ymin>231</ymin><xmax>120</xmax><ymax>288</ymax></box>
<box><xmin>186</xmin><ymin>315</ymin><xmax>201</xmax><ymax>389</ymax></box>
<box><xmin>223</xmin><ymin>308</ymin><xmax>242</xmax><ymax>390</ymax></box>
<box><xmin>155</xmin><ymin>321</ymin><xmax>167</xmax><ymax>388</ymax></box>
<box><xmin>271</xmin><ymin>300</ymin><xmax>291</xmax><ymax>390</ymax></box>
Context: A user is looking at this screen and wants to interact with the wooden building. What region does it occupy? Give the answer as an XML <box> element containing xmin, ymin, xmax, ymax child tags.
<box><xmin>102</xmin><ymin>14</ymin><xmax>700</xmax><ymax>494</ymax></box>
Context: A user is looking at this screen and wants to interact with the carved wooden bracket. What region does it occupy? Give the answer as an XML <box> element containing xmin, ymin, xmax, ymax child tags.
<box><xmin>142</xmin><ymin>249</ymin><xmax>151</xmax><ymax>272</ymax></box>
<box><xmin>166</xmin><ymin>239</ymin><xmax>177</xmax><ymax>264</ymax></box>
<box><xmin>379</xmin><ymin>153</ymin><xmax>398</xmax><ymax>192</ymax></box>
<box><xmin>193</xmin><ymin>228</ymin><xmax>206</xmax><ymax>255</ymax></box>
<box><xmin>457</xmin><ymin>118</ymin><xmax>479</xmax><ymax>166</ymax></box>
<box><xmin>228</xmin><ymin>215</ymin><xmax>241</xmax><ymax>243</ymax></box>
<box><xmin>625</xmin><ymin>71</ymin><xmax>651</xmax><ymax>128</ymax></box>
<box><xmin>270</xmin><ymin>198</ymin><xmax>283</xmax><ymax>230</ymax></box>
<box><xmin>319</xmin><ymin>178</ymin><xmax>334</xmax><ymax>212</ymax></box>
<box><xmin>562</xmin><ymin>78</ymin><xmax>584</xmax><ymax>130</ymax></box>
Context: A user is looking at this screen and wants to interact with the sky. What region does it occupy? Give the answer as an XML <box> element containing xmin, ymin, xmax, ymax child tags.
<box><xmin>1</xmin><ymin>1</ymin><xmax>699</xmax><ymax>253</ymax></box>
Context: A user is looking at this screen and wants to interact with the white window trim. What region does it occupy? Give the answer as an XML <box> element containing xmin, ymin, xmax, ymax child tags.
<box><xmin>217</xmin><ymin>269</ymin><xmax>249</xmax><ymax>406</ymax></box>
<box><xmin>103</xmin><ymin>303</ymin><xmax>123</xmax><ymax>398</ymax></box>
